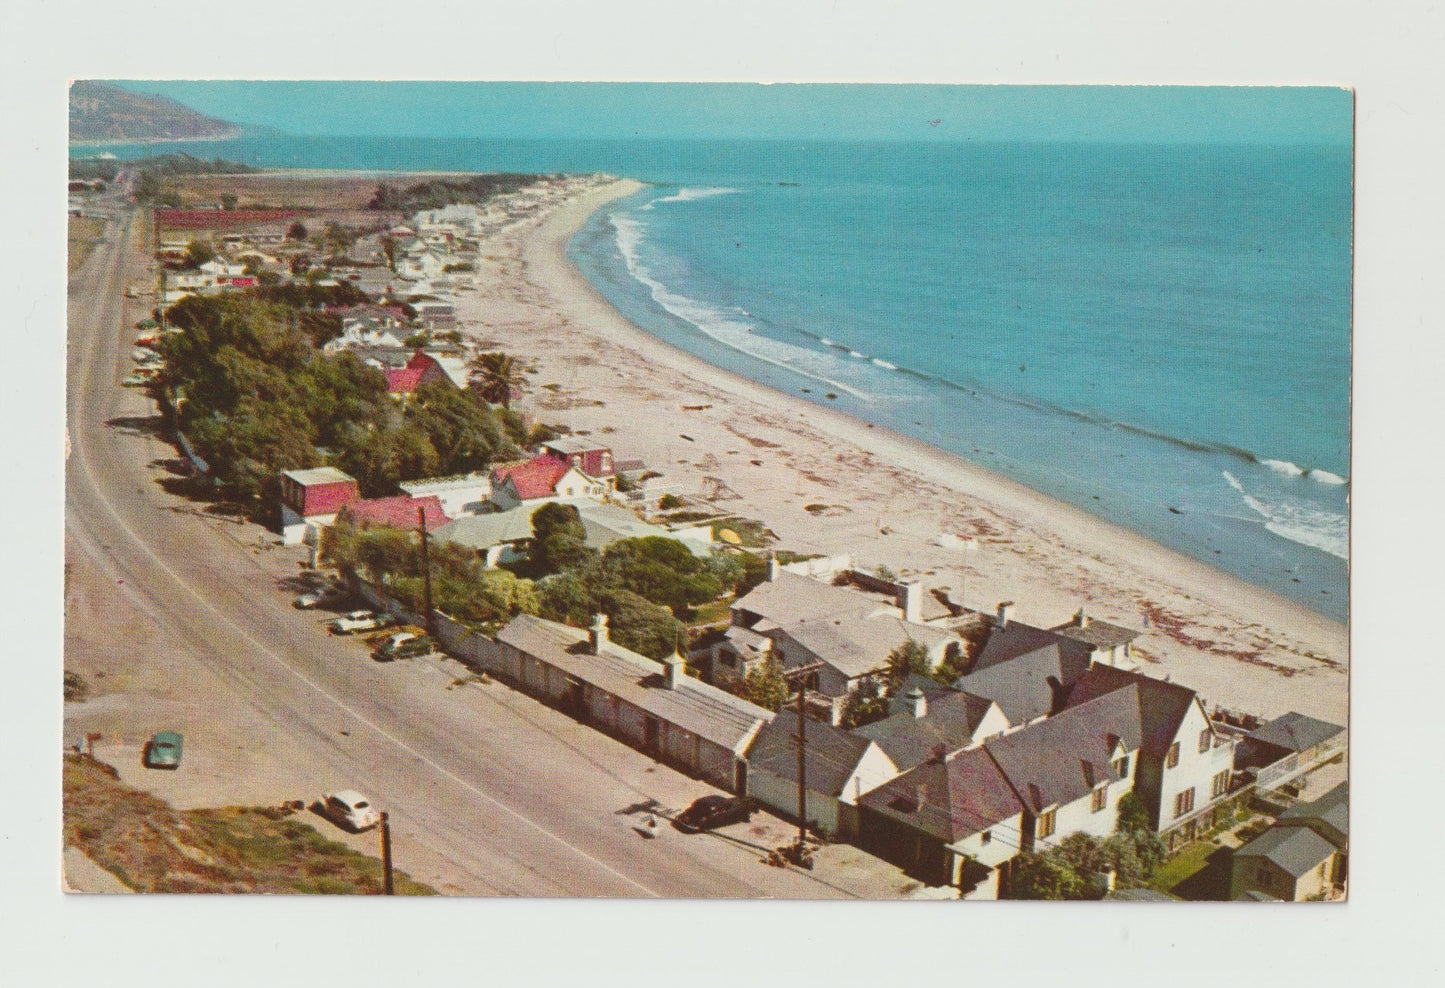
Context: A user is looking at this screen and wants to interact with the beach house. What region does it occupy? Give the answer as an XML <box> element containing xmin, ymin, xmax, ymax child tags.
<box><xmin>489</xmin><ymin>450</ymin><xmax>615</xmax><ymax>511</ymax></box>
<box><xmin>949</xmin><ymin>603</ymin><xmax>1096</xmax><ymax>726</ymax></box>
<box><xmin>1231</xmin><ymin>783</ymin><xmax>1347</xmax><ymax>901</ymax></box>
<box><xmin>277</xmin><ymin>467</ymin><xmax>360</xmax><ymax>545</ymax></box>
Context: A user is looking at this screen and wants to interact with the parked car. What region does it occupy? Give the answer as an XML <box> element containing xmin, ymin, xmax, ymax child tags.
<box><xmin>330</xmin><ymin>610</ymin><xmax>390</xmax><ymax>635</ymax></box>
<box><xmin>371</xmin><ymin>631</ymin><xmax>432</xmax><ymax>662</ymax></box>
<box><xmin>673</xmin><ymin>795</ymin><xmax>754</xmax><ymax>833</ymax></box>
<box><xmin>294</xmin><ymin>585</ymin><xmax>344</xmax><ymax>609</ymax></box>
<box><xmin>319</xmin><ymin>790</ymin><xmax>382</xmax><ymax>832</ymax></box>
<box><xmin>143</xmin><ymin>730</ymin><xmax>184</xmax><ymax>769</ymax></box>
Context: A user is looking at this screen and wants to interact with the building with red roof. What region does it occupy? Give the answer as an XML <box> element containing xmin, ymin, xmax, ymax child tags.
<box><xmin>337</xmin><ymin>495</ymin><xmax>449</xmax><ymax>532</ymax></box>
<box><xmin>278</xmin><ymin>467</ymin><xmax>360</xmax><ymax>545</ymax></box>
<box><xmin>489</xmin><ymin>453</ymin><xmax>615</xmax><ymax>510</ymax></box>
<box><xmin>384</xmin><ymin>351</ymin><xmax>452</xmax><ymax>396</ymax></box>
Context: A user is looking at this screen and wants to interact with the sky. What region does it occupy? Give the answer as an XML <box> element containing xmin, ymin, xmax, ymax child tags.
<box><xmin>104</xmin><ymin>81</ymin><xmax>1353</xmax><ymax>144</ymax></box>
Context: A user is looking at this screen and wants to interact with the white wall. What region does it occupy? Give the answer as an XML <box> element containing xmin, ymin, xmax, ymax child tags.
<box><xmin>1158</xmin><ymin>700</ymin><xmax>1236</xmax><ymax>832</ymax></box>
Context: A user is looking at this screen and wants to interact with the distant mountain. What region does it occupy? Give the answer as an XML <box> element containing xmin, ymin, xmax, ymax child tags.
<box><xmin>70</xmin><ymin>81</ymin><xmax>241</xmax><ymax>143</ymax></box>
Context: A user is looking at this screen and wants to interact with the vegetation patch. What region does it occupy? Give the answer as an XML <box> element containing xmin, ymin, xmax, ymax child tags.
<box><xmin>63</xmin><ymin>755</ymin><xmax>435</xmax><ymax>895</ymax></box>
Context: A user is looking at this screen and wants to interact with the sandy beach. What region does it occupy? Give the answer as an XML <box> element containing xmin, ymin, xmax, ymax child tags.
<box><xmin>457</xmin><ymin>178</ymin><xmax>1347</xmax><ymax>725</ymax></box>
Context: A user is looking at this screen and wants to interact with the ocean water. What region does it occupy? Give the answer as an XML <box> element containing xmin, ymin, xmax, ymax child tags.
<box><xmin>84</xmin><ymin>136</ymin><xmax>1352</xmax><ymax>620</ymax></box>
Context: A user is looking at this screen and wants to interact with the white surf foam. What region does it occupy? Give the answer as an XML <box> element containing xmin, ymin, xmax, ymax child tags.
<box><xmin>652</xmin><ymin>186</ymin><xmax>740</xmax><ymax>206</ymax></box>
<box><xmin>1307</xmin><ymin>468</ymin><xmax>1348</xmax><ymax>486</ymax></box>
<box><xmin>1260</xmin><ymin>458</ymin><xmax>1306</xmax><ymax>477</ymax></box>
<box><xmin>1222</xmin><ymin>471</ymin><xmax>1348</xmax><ymax>559</ymax></box>
<box><xmin>609</xmin><ymin>211</ymin><xmax>874</xmax><ymax>402</ymax></box>
<box><xmin>871</xmin><ymin>358</ymin><xmax>898</xmax><ymax>370</ymax></box>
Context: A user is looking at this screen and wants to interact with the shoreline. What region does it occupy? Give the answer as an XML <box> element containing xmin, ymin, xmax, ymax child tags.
<box><xmin>461</xmin><ymin>178</ymin><xmax>1347</xmax><ymax>723</ymax></box>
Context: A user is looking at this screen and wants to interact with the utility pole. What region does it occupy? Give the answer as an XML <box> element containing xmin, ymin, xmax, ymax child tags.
<box><xmin>380</xmin><ymin>811</ymin><xmax>394</xmax><ymax>895</ymax></box>
<box><xmin>781</xmin><ymin>661</ymin><xmax>825</xmax><ymax>862</ymax></box>
<box><xmin>417</xmin><ymin>505</ymin><xmax>435</xmax><ymax>636</ymax></box>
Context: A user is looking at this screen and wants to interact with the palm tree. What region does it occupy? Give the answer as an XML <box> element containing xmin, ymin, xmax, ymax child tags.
<box><xmin>469</xmin><ymin>351</ymin><xmax>526</xmax><ymax>409</ymax></box>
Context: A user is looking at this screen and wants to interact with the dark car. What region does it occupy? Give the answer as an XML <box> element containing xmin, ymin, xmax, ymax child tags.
<box><xmin>672</xmin><ymin>795</ymin><xmax>754</xmax><ymax>833</ymax></box>
<box><xmin>370</xmin><ymin>631</ymin><xmax>433</xmax><ymax>662</ymax></box>
<box><xmin>144</xmin><ymin>731</ymin><xmax>184</xmax><ymax>769</ymax></box>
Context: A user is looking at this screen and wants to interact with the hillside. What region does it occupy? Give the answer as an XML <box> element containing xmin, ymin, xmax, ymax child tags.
<box><xmin>70</xmin><ymin>80</ymin><xmax>240</xmax><ymax>142</ymax></box>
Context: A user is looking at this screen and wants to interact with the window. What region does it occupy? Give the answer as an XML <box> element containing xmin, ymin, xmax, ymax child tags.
<box><xmin>1036</xmin><ymin>808</ymin><xmax>1056</xmax><ymax>840</ymax></box>
<box><xmin>1090</xmin><ymin>785</ymin><xmax>1108</xmax><ymax>813</ymax></box>
<box><xmin>1174</xmin><ymin>787</ymin><xmax>1196</xmax><ymax>818</ymax></box>
<box><xmin>1166</xmin><ymin>742</ymin><xmax>1181</xmax><ymax>769</ymax></box>
<box><xmin>1198</xmin><ymin>728</ymin><xmax>1212</xmax><ymax>753</ymax></box>
<box><xmin>1112</xmin><ymin>754</ymin><xmax>1130</xmax><ymax>778</ymax></box>
<box><xmin>1211</xmin><ymin>769</ymin><xmax>1230</xmax><ymax>799</ymax></box>
<box><xmin>980</xmin><ymin>830</ymin><xmax>992</xmax><ymax>846</ymax></box>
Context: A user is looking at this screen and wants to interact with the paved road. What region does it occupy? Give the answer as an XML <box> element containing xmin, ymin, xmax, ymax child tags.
<box><xmin>63</xmin><ymin>205</ymin><xmax>902</xmax><ymax>899</ymax></box>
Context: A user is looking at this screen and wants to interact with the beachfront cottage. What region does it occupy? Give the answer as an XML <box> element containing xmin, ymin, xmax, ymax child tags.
<box><xmin>488</xmin><ymin>453</ymin><xmax>615</xmax><ymax>510</ymax></box>
<box><xmin>1231</xmin><ymin>786</ymin><xmax>1347</xmax><ymax>902</ymax></box>
<box><xmin>481</xmin><ymin>614</ymin><xmax>773</xmax><ymax>793</ymax></box>
<box><xmin>744</xmin><ymin>710</ymin><xmax>900</xmax><ymax>841</ymax></box>
<box><xmin>277</xmin><ymin>467</ymin><xmax>360</xmax><ymax>545</ymax></box>
<box><xmin>1061</xmin><ymin>664</ymin><xmax>1237</xmax><ymax>847</ymax></box>
<box><xmin>539</xmin><ymin>437</ymin><xmax>616</xmax><ymax>479</ymax></box>
<box><xmin>1235</xmin><ymin>712</ymin><xmax>1348</xmax><ymax>796</ymax></box>
<box><xmin>384</xmin><ymin>350</ymin><xmax>454</xmax><ymax>397</ymax></box>
<box><xmin>1051</xmin><ymin>608</ymin><xmax>1143</xmax><ymax>670</ymax></box>
<box><xmin>702</xmin><ymin>562</ymin><xmax>966</xmax><ymax>722</ymax></box>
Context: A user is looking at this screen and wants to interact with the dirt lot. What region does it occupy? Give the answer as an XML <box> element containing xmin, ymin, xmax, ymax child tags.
<box><xmin>63</xmin><ymin>754</ymin><xmax>435</xmax><ymax>894</ymax></box>
<box><xmin>68</xmin><ymin>215</ymin><xmax>106</xmax><ymax>274</ymax></box>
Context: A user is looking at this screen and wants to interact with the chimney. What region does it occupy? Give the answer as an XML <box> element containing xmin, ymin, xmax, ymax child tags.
<box><xmin>996</xmin><ymin>601</ymin><xmax>1014</xmax><ymax>629</ymax></box>
<box><xmin>1075</xmin><ymin>606</ymin><xmax>1090</xmax><ymax>629</ymax></box>
<box><xmin>662</xmin><ymin>650</ymin><xmax>686</xmax><ymax>690</ymax></box>
<box><xmin>898</xmin><ymin>580</ymin><xmax>922</xmax><ymax>624</ymax></box>
<box><xmin>767</xmin><ymin>552</ymin><xmax>781</xmax><ymax>582</ymax></box>
<box><xmin>914</xmin><ymin>783</ymin><xmax>928</xmax><ymax>813</ymax></box>
<box><xmin>588</xmin><ymin>613</ymin><xmax>609</xmax><ymax>655</ymax></box>
<box><xmin>891</xmin><ymin>686</ymin><xmax>928</xmax><ymax>720</ymax></box>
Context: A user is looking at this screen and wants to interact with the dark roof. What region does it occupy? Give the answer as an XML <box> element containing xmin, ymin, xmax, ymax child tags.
<box><xmin>952</xmin><ymin>627</ymin><xmax>1092</xmax><ymax>724</ymax></box>
<box><xmin>858</xmin><ymin>747</ymin><xmax>1024</xmax><ymax>844</ymax></box>
<box><xmin>1234</xmin><ymin>825</ymin><xmax>1337</xmax><ymax>877</ymax></box>
<box><xmin>1245</xmin><ymin>712</ymin><xmax>1346</xmax><ymax>754</ymax></box>
<box><xmin>854</xmin><ymin>690</ymin><xmax>1001</xmax><ymax>771</ymax></box>
<box><xmin>983</xmin><ymin>687</ymin><xmax>1143</xmax><ymax>812</ymax></box>
<box><xmin>1279</xmin><ymin>782</ymin><xmax>1348</xmax><ymax>843</ymax></box>
<box><xmin>747</xmin><ymin>710</ymin><xmax>882</xmax><ymax>798</ymax></box>
<box><xmin>1064</xmin><ymin>664</ymin><xmax>1203</xmax><ymax>758</ymax></box>
<box><xmin>1051</xmin><ymin>616</ymin><xmax>1142</xmax><ymax>650</ymax></box>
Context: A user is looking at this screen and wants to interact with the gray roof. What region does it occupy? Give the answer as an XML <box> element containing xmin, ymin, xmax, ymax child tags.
<box><xmin>1064</xmin><ymin>664</ymin><xmax>1206</xmax><ymax>758</ymax></box>
<box><xmin>858</xmin><ymin>746</ymin><xmax>1024</xmax><ymax>844</ymax></box>
<box><xmin>774</xmin><ymin>613</ymin><xmax>955</xmax><ymax>681</ymax></box>
<box><xmin>1051</xmin><ymin>617</ymin><xmax>1142</xmax><ymax>650</ymax></box>
<box><xmin>542</xmin><ymin>436</ymin><xmax>610</xmax><ymax>455</ymax></box>
<box><xmin>747</xmin><ymin>710</ymin><xmax>885</xmax><ymax>798</ymax></box>
<box><xmin>732</xmin><ymin>572</ymin><xmax>891</xmax><ymax>626</ymax></box>
<box><xmin>432</xmin><ymin>507</ymin><xmax>536</xmax><ymax>549</ymax></box>
<box><xmin>574</xmin><ymin>501</ymin><xmax>712</xmax><ymax>557</ymax></box>
<box><xmin>1234</xmin><ymin>825</ymin><xmax>1337</xmax><ymax>877</ymax></box>
<box><xmin>495</xmin><ymin>614</ymin><xmax>772</xmax><ymax>754</ymax></box>
<box><xmin>1245</xmin><ymin>712</ymin><xmax>1346</xmax><ymax>754</ymax></box>
<box><xmin>854</xmin><ymin>690</ymin><xmax>1002</xmax><ymax>771</ymax></box>
<box><xmin>1279</xmin><ymin>782</ymin><xmax>1348</xmax><ymax>844</ymax></box>
<box><xmin>953</xmin><ymin>631</ymin><xmax>1093</xmax><ymax>725</ymax></box>
<box><xmin>983</xmin><ymin>687</ymin><xmax>1143</xmax><ymax>812</ymax></box>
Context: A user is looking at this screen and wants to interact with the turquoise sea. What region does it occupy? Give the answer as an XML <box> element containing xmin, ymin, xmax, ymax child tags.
<box><xmin>82</xmin><ymin>135</ymin><xmax>1352</xmax><ymax>620</ymax></box>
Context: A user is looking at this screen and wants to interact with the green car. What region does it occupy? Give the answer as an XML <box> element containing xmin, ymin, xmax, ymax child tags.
<box><xmin>144</xmin><ymin>731</ymin><xmax>184</xmax><ymax>769</ymax></box>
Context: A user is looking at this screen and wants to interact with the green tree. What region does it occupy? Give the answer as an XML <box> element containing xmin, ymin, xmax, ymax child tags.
<box><xmin>469</xmin><ymin>351</ymin><xmax>527</xmax><ymax>409</ymax></box>
<box><xmin>885</xmin><ymin>638</ymin><xmax>932</xmax><ymax>688</ymax></box>
<box><xmin>1008</xmin><ymin>849</ymin><xmax>1090</xmax><ymax>901</ymax></box>
<box><xmin>740</xmin><ymin>656</ymin><xmax>790</xmax><ymax>712</ymax></box>
<box><xmin>594</xmin><ymin>537</ymin><xmax>721</xmax><ymax>615</ymax></box>
<box><xmin>380</xmin><ymin>234</ymin><xmax>398</xmax><ymax>272</ymax></box>
<box><xmin>530</xmin><ymin>503</ymin><xmax>594</xmax><ymax>576</ymax></box>
<box><xmin>601</xmin><ymin>589</ymin><xmax>686</xmax><ymax>661</ymax></box>
<box><xmin>839</xmin><ymin>676</ymin><xmax>890</xmax><ymax>728</ymax></box>
<box><xmin>220</xmin><ymin>192</ymin><xmax>238</xmax><ymax>211</ymax></box>
<box><xmin>536</xmin><ymin>571</ymin><xmax>596</xmax><ymax>626</ymax></box>
<box><xmin>185</xmin><ymin>239</ymin><xmax>215</xmax><ymax>268</ymax></box>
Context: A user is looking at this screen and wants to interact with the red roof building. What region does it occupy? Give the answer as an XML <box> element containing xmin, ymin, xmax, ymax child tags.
<box><xmin>280</xmin><ymin>467</ymin><xmax>360</xmax><ymax>518</ymax></box>
<box><xmin>385</xmin><ymin>351</ymin><xmax>452</xmax><ymax>395</ymax></box>
<box><xmin>491</xmin><ymin>456</ymin><xmax>574</xmax><ymax>502</ymax></box>
<box><xmin>540</xmin><ymin>438</ymin><xmax>616</xmax><ymax>478</ymax></box>
<box><xmin>338</xmin><ymin>494</ymin><xmax>449</xmax><ymax>531</ymax></box>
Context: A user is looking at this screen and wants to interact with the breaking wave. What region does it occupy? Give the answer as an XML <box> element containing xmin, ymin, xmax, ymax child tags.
<box><xmin>1223</xmin><ymin>471</ymin><xmax>1348</xmax><ymax>559</ymax></box>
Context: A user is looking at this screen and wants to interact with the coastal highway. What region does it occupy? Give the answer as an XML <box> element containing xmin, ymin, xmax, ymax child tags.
<box><xmin>63</xmin><ymin>204</ymin><xmax>881</xmax><ymax>899</ymax></box>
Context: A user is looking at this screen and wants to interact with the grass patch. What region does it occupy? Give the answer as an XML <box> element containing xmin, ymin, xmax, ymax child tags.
<box><xmin>63</xmin><ymin>754</ymin><xmax>436</xmax><ymax>895</ymax></box>
<box><xmin>1148</xmin><ymin>841</ymin><xmax>1233</xmax><ymax>901</ymax></box>
<box><xmin>686</xmin><ymin>599</ymin><xmax>734</xmax><ymax>626</ymax></box>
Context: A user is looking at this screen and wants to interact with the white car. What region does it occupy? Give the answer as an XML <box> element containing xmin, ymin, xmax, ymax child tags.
<box><xmin>329</xmin><ymin>610</ymin><xmax>384</xmax><ymax>634</ymax></box>
<box><xmin>294</xmin><ymin>586</ymin><xmax>343</xmax><ymax>609</ymax></box>
<box><xmin>320</xmin><ymin>790</ymin><xmax>382</xmax><ymax>832</ymax></box>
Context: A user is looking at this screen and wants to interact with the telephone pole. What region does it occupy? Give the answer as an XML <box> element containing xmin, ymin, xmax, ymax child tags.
<box><xmin>379</xmin><ymin>811</ymin><xmax>394</xmax><ymax>895</ymax></box>
<box><xmin>781</xmin><ymin>661</ymin><xmax>825</xmax><ymax>863</ymax></box>
<box><xmin>417</xmin><ymin>505</ymin><xmax>435</xmax><ymax>636</ymax></box>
